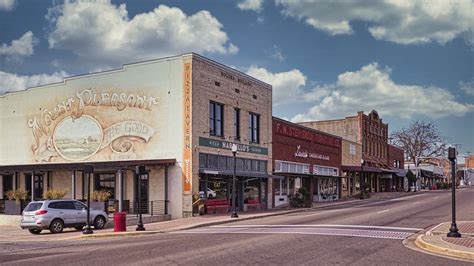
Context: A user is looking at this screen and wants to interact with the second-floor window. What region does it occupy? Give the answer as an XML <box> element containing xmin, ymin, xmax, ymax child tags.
<box><xmin>234</xmin><ymin>108</ymin><xmax>240</xmax><ymax>140</ymax></box>
<box><xmin>248</xmin><ymin>112</ymin><xmax>260</xmax><ymax>143</ymax></box>
<box><xmin>210</xmin><ymin>101</ymin><xmax>224</xmax><ymax>137</ymax></box>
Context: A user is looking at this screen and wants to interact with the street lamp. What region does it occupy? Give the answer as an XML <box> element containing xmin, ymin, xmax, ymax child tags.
<box><xmin>231</xmin><ymin>144</ymin><xmax>239</xmax><ymax>218</ymax></box>
<box><xmin>360</xmin><ymin>159</ymin><xmax>364</xmax><ymax>200</ymax></box>
<box><xmin>136</xmin><ymin>165</ymin><xmax>146</xmax><ymax>231</ymax></box>
<box><xmin>83</xmin><ymin>164</ymin><xmax>94</xmax><ymax>235</ymax></box>
<box><xmin>447</xmin><ymin>147</ymin><xmax>461</xmax><ymax>238</ymax></box>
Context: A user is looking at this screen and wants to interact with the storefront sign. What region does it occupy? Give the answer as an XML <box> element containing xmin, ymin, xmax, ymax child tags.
<box><xmin>199</xmin><ymin>137</ymin><xmax>268</xmax><ymax>155</ymax></box>
<box><xmin>183</xmin><ymin>62</ymin><xmax>192</xmax><ymax>194</ymax></box>
<box><xmin>294</xmin><ymin>145</ymin><xmax>329</xmax><ymax>161</ymax></box>
<box><xmin>275</xmin><ymin>122</ymin><xmax>340</xmax><ymax>147</ymax></box>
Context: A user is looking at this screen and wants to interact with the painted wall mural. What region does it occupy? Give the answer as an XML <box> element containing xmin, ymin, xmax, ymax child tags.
<box><xmin>28</xmin><ymin>88</ymin><xmax>159</xmax><ymax>162</ymax></box>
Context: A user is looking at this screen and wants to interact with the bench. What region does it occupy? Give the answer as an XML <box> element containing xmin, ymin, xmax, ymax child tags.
<box><xmin>205</xmin><ymin>199</ymin><xmax>230</xmax><ymax>214</ymax></box>
<box><xmin>244</xmin><ymin>199</ymin><xmax>261</xmax><ymax>212</ymax></box>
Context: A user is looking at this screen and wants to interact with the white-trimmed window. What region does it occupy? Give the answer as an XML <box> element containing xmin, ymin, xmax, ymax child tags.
<box><xmin>275</xmin><ymin>160</ymin><xmax>310</xmax><ymax>174</ymax></box>
<box><xmin>313</xmin><ymin>165</ymin><xmax>339</xmax><ymax>176</ymax></box>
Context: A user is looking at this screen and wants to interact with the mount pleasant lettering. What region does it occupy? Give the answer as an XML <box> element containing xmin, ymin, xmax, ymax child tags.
<box><xmin>27</xmin><ymin>88</ymin><xmax>158</xmax><ymax>152</ymax></box>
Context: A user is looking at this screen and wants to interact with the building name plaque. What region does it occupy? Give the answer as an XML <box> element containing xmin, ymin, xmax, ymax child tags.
<box><xmin>199</xmin><ymin>137</ymin><xmax>268</xmax><ymax>155</ymax></box>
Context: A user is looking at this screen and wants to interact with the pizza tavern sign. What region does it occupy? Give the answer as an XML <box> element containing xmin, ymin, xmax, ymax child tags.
<box><xmin>294</xmin><ymin>145</ymin><xmax>330</xmax><ymax>161</ymax></box>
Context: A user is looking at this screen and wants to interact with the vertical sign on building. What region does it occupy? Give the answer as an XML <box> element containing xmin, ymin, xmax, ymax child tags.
<box><xmin>183</xmin><ymin>62</ymin><xmax>192</xmax><ymax>194</ymax></box>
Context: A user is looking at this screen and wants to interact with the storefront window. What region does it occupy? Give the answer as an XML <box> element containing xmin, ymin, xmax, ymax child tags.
<box><xmin>199</xmin><ymin>176</ymin><xmax>228</xmax><ymax>200</ymax></box>
<box><xmin>94</xmin><ymin>173</ymin><xmax>115</xmax><ymax>199</ymax></box>
<box><xmin>281</xmin><ymin>177</ymin><xmax>288</xmax><ymax>195</ymax></box>
<box><xmin>244</xmin><ymin>178</ymin><xmax>259</xmax><ymax>203</ymax></box>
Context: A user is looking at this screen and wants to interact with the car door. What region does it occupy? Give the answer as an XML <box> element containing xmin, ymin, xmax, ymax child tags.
<box><xmin>58</xmin><ymin>201</ymin><xmax>77</xmax><ymax>226</ymax></box>
<box><xmin>73</xmin><ymin>201</ymin><xmax>88</xmax><ymax>225</ymax></box>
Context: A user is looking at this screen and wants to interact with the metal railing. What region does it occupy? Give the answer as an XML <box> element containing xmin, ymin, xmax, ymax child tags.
<box><xmin>105</xmin><ymin>200</ymin><xmax>167</xmax><ymax>216</ymax></box>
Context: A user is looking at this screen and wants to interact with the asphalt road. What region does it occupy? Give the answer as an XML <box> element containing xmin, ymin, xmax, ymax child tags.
<box><xmin>1</xmin><ymin>189</ymin><xmax>473</xmax><ymax>265</ymax></box>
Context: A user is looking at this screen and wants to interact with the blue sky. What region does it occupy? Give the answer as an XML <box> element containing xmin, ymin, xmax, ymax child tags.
<box><xmin>0</xmin><ymin>0</ymin><xmax>473</xmax><ymax>157</ymax></box>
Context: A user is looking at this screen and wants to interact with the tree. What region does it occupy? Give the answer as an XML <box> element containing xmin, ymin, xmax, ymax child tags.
<box><xmin>390</xmin><ymin>121</ymin><xmax>448</xmax><ymax>166</ymax></box>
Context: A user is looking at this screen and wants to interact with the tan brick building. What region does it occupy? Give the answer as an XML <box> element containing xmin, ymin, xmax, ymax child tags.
<box><xmin>299</xmin><ymin>110</ymin><xmax>394</xmax><ymax>193</ymax></box>
<box><xmin>0</xmin><ymin>53</ymin><xmax>274</xmax><ymax>219</ymax></box>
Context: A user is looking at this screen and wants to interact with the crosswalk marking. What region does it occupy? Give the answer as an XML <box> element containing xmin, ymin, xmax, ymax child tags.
<box><xmin>176</xmin><ymin>224</ymin><xmax>420</xmax><ymax>240</ymax></box>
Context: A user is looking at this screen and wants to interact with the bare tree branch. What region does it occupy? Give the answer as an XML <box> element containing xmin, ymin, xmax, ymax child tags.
<box><xmin>390</xmin><ymin>121</ymin><xmax>448</xmax><ymax>165</ymax></box>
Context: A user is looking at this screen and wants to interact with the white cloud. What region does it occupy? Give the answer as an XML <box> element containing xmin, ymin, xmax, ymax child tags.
<box><xmin>460</xmin><ymin>80</ymin><xmax>474</xmax><ymax>96</ymax></box>
<box><xmin>246</xmin><ymin>66</ymin><xmax>306</xmax><ymax>105</ymax></box>
<box><xmin>276</xmin><ymin>0</ymin><xmax>472</xmax><ymax>45</ymax></box>
<box><xmin>237</xmin><ymin>0</ymin><xmax>264</xmax><ymax>13</ymax></box>
<box><xmin>0</xmin><ymin>0</ymin><xmax>15</xmax><ymax>11</ymax></box>
<box><xmin>46</xmin><ymin>1</ymin><xmax>237</xmax><ymax>65</ymax></box>
<box><xmin>0</xmin><ymin>31</ymin><xmax>37</xmax><ymax>59</ymax></box>
<box><xmin>292</xmin><ymin>63</ymin><xmax>474</xmax><ymax>122</ymax></box>
<box><xmin>266</xmin><ymin>45</ymin><xmax>285</xmax><ymax>62</ymax></box>
<box><xmin>0</xmin><ymin>71</ymin><xmax>68</xmax><ymax>95</ymax></box>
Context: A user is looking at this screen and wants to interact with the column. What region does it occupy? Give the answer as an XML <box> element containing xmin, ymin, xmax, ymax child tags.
<box><xmin>118</xmin><ymin>169</ymin><xmax>123</xmax><ymax>212</ymax></box>
<box><xmin>31</xmin><ymin>171</ymin><xmax>35</xmax><ymax>201</ymax></box>
<box><xmin>164</xmin><ymin>166</ymin><xmax>169</xmax><ymax>215</ymax></box>
<box><xmin>71</xmin><ymin>171</ymin><xmax>76</xmax><ymax>199</ymax></box>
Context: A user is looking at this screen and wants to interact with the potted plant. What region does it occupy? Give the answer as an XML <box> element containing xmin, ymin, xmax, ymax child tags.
<box><xmin>5</xmin><ymin>190</ymin><xmax>28</xmax><ymax>215</ymax></box>
<box><xmin>90</xmin><ymin>190</ymin><xmax>112</xmax><ymax>211</ymax></box>
<box><xmin>44</xmin><ymin>189</ymin><xmax>68</xmax><ymax>200</ymax></box>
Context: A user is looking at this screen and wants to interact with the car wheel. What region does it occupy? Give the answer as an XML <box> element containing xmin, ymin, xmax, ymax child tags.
<box><xmin>93</xmin><ymin>216</ymin><xmax>106</xmax><ymax>229</ymax></box>
<box><xmin>28</xmin><ymin>229</ymin><xmax>42</xmax><ymax>235</ymax></box>
<box><xmin>74</xmin><ymin>226</ymin><xmax>84</xmax><ymax>230</ymax></box>
<box><xmin>49</xmin><ymin>219</ymin><xmax>64</xmax><ymax>234</ymax></box>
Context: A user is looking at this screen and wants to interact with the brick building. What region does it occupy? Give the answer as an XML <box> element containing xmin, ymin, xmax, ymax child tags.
<box><xmin>387</xmin><ymin>144</ymin><xmax>405</xmax><ymax>191</ymax></box>
<box><xmin>0</xmin><ymin>53</ymin><xmax>275</xmax><ymax>219</ymax></box>
<box><xmin>272</xmin><ymin>117</ymin><xmax>342</xmax><ymax>206</ymax></box>
<box><xmin>299</xmin><ymin>110</ymin><xmax>395</xmax><ymax>193</ymax></box>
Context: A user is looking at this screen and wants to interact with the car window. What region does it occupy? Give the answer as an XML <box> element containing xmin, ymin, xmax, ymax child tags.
<box><xmin>73</xmin><ymin>201</ymin><xmax>86</xmax><ymax>210</ymax></box>
<box><xmin>49</xmin><ymin>201</ymin><xmax>75</xmax><ymax>210</ymax></box>
<box><xmin>24</xmin><ymin>202</ymin><xmax>43</xmax><ymax>212</ymax></box>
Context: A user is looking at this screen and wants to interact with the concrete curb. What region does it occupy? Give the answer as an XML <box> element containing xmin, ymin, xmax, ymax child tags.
<box><xmin>414</xmin><ymin>234</ymin><xmax>474</xmax><ymax>261</ymax></box>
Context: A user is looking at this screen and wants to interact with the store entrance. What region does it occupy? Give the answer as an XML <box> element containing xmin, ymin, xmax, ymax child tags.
<box><xmin>25</xmin><ymin>173</ymin><xmax>44</xmax><ymax>200</ymax></box>
<box><xmin>2</xmin><ymin>175</ymin><xmax>13</xmax><ymax>197</ymax></box>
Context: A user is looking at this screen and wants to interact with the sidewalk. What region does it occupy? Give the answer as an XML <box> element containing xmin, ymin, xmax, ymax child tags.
<box><xmin>415</xmin><ymin>221</ymin><xmax>474</xmax><ymax>262</ymax></box>
<box><xmin>0</xmin><ymin>191</ymin><xmax>426</xmax><ymax>242</ymax></box>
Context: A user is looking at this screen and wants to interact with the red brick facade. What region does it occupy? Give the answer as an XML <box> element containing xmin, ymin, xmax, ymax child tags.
<box><xmin>359</xmin><ymin>110</ymin><xmax>389</xmax><ymax>168</ymax></box>
<box><xmin>388</xmin><ymin>144</ymin><xmax>404</xmax><ymax>169</ymax></box>
<box><xmin>272</xmin><ymin>117</ymin><xmax>342</xmax><ymax>172</ymax></box>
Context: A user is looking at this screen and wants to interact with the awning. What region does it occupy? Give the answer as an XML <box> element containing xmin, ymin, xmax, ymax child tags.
<box><xmin>342</xmin><ymin>165</ymin><xmax>382</xmax><ymax>173</ymax></box>
<box><xmin>380</xmin><ymin>173</ymin><xmax>393</xmax><ymax>179</ymax></box>
<box><xmin>200</xmin><ymin>169</ymin><xmax>283</xmax><ymax>179</ymax></box>
<box><xmin>0</xmin><ymin>159</ymin><xmax>176</xmax><ymax>172</ymax></box>
<box><xmin>394</xmin><ymin>171</ymin><xmax>407</xmax><ymax>177</ymax></box>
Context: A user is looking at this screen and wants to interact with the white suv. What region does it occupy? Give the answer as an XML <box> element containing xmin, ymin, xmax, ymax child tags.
<box><xmin>20</xmin><ymin>200</ymin><xmax>108</xmax><ymax>234</ymax></box>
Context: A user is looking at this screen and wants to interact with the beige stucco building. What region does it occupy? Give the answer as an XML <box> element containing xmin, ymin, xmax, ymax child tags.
<box><xmin>0</xmin><ymin>53</ymin><xmax>273</xmax><ymax>219</ymax></box>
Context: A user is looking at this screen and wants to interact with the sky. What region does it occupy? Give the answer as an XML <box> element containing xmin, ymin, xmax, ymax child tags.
<box><xmin>0</xmin><ymin>0</ymin><xmax>473</xmax><ymax>157</ymax></box>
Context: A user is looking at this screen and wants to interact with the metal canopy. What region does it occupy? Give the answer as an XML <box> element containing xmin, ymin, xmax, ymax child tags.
<box><xmin>0</xmin><ymin>159</ymin><xmax>176</xmax><ymax>173</ymax></box>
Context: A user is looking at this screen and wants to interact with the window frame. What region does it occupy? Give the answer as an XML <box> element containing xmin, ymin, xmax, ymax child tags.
<box><xmin>234</xmin><ymin>108</ymin><xmax>240</xmax><ymax>140</ymax></box>
<box><xmin>210</xmin><ymin>101</ymin><xmax>224</xmax><ymax>137</ymax></box>
<box><xmin>248</xmin><ymin>112</ymin><xmax>260</xmax><ymax>143</ymax></box>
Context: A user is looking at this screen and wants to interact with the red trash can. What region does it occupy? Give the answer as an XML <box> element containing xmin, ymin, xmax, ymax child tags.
<box><xmin>113</xmin><ymin>212</ymin><xmax>127</xmax><ymax>232</ymax></box>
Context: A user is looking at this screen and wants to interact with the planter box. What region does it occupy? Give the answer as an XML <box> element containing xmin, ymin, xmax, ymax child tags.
<box><xmin>90</xmin><ymin>201</ymin><xmax>106</xmax><ymax>212</ymax></box>
<box><xmin>5</xmin><ymin>200</ymin><xmax>22</xmax><ymax>215</ymax></box>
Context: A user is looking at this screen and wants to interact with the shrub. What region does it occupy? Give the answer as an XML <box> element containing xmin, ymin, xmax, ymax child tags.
<box><xmin>92</xmin><ymin>190</ymin><xmax>112</xmax><ymax>202</ymax></box>
<box><xmin>5</xmin><ymin>190</ymin><xmax>29</xmax><ymax>202</ymax></box>
<box><xmin>290</xmin><ymin>187</ymin><xmax>311</xmax><ymax>207</ymax></box>
<box><xmin>44</xmin><ymin>189</ymin><xmax>68</xmax><ymax>199</ymax></box>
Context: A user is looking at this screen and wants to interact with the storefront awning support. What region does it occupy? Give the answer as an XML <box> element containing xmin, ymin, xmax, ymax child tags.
<box><xmin>164</xmin><ymin>165</ymin><xmax>169</xmax><ymax>215</ymax></box>
<box><xmin>118</xmin><ymin>169</ymin><xmax>123</xmax><ymax>212</ymax></box>
<box><xmin>71</xmin><ymin>171</ymin><xmax>76</xmax><ymax>199</ymax></box>
<box><xmin>31</xmin><ymin>171</ymin><xmax>35</xmax><ymax>201</ymax></box>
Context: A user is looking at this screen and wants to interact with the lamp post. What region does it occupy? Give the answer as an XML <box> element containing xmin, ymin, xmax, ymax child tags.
<box><xmin>360</xmin><ymin>159</ymin><xmax>364</xmax><ymax>200</ymax></box>
<box><xmin>83</xmin><ymin>164</ymin><xmax>94</xmax><ymax>235</ymax></box>
<box><xmin>231</xmin><ymin>144</ymin><xmax>239</xmax><ymax>218</ymax></box>
<box><xmin>447</xmin><ymin>147</ymin><xmax>461</xmax><ymax>238</ymax></box>
<box><xmin>136</xmin><ymin>165</ymin><xmax>146</xmax><ymax>231</ymax></box>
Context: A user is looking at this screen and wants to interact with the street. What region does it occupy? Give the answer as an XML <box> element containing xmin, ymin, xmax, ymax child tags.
<box><xmin>1</xmin><ymin>189</ymin><xmax>473</xmax><ymax>265</ymax></box>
